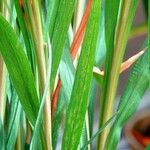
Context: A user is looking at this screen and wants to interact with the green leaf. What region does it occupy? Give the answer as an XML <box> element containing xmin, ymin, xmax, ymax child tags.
<box><xmin>88</xmin><ymin>79</ymin><xmax>98</xmax><ymax>135</ymax></box>
<box><xmin>62</xmin><ymin>0</ymin><xmax>101</xmax><ymax>149</ymax></box>
<box><xmin>104</xmin><ymin>0</ymin><xmax>120</xmax><ymax>55</ymax></box>
<box><xmin>81</xmin><ymin>113</ymin><xmax>117</xmax><ymax>150</ymax></box>
<box><xmin>0</xmin><ymin>119</ymin><xmax>5</xmax><ymax>150</ymax></box>
<box><xmin>98</xmin><ymin>0</ymin><xmax>138</xmax><ymax>148</ymax></box>
<box><xmin>59</xmin><ymin>39</ymin><xmax>75</xmax><ymax>102</ymax></box>
<box><xmin>93</xmin><ymin>72</ymin><xmax>103</xmax><ymax>86</ymax></box>
<box><xmin>44</xmin><ymin>0</ymin><xmax>60</xmax><ymax>41</ymax></box>
<box><xmin>14</xmin><ymin>0</ymin><xmax>33</xmax><ymax>63</ymax></box>
<box><xmin>88</xmin><ymin>5</ymin><xmax>106</xmax><ymax>136</ymax></box>
<box><xmin>95</xmin><ymin>4</ymin><xmax>106</xmax><ymax>67</ymax></box>
<box><xmin>97</xmin><ymin>0</ymin><xmax>120</xmax><ymax>147</ymax></box>
<box><xmin>52</xmin><ymin>36</ymin><xmax>75</xmax><ymax>149</ymax></box>
<box><xmin>0</xmin><ymin>14</ymin><xmax>39</xmax><ymax>127</ymax></box>
<box><xmin>106</xmin><ymin>50</ymin><xmax>149</xmax><ymax>149</ymax></box>
<box><xmin>30</xmin><ymin>41</ymin><xmax>52</xmax><ymax>150</ymax></box>
<box><xmin>50</xmin><ymin>0</ymin><xmax>76</xmax><ymax>91</ymax></box>
<box><xmin>98</xmin><ymin>0</ymin><xmax>120</xmax><ymax>123</ymax></box>
<box><xmin>6</xmin><ymin>93</ymin><xmax>22</xmax><ymax>150</ymax></box>
<box><xmin>52</xmin><ymin>90</ymin><xmax>65</xmax><ymax>149</ymax></box>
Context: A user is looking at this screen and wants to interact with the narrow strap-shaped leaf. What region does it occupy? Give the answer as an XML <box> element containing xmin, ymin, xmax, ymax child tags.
<box><xmin>0</xmin><ymin>14</ymin><xmax>39</xmax><ymax>126</ymax></box>
<box><xmin>59</xmin><ymin>39</ymin><xmax>75</xmax><ymax>102</ymax></box>
<box><xmin>50</xmin><ymin>0</ymin><xmax>76</xmax><ymax>91</ymax></box>
<box><xmin>98</xmin><ymin>1</ymin><xmax>138</xmax><ymax>148</ymax></box>
<box><xmin>81</xmin><ymin>113</ymin><xmax>117</xmax><ymax>150</ymax></box>
<box><xmin>105</xmin><ymin>0</ymin><xmax>120</xmax><ymax>51</ymax></box>
<box><xmin>30</xmin><ymin>39</ymin><xmax>52</xmax><ymax>150</ymax></box>
<box><xmin>97</xmin><ymin>0</ymin><xmax>120</xmax><ymax>147</ymax></box>
<box><xmin>0</xmin><ymin>119</ymin><xmax>5</xmax><ymax>150</ymax></box>
<box><xmin>52</xmin><ymin>89</ymin><xmax>65</xmax><ymax>149</ymax></box>
<box><xmin>6</xmin><ymin>99</ymin><xmax>21</xmax><ymax>149</ymax></box>
<box><xmin>62</xmin><ymin>0</ymin><xmax>101</xmax><ymax>149</ymax></box>
<box><xmin>98</xmin><ymin>0</ymin><xmax>120</xmax><ymax>125</ymax></box>
<box><xmin>14</xmin><ymin>0</ymin><xmax>33</xmax><ymax>63</ymax></box>
<box><xmin>44</xmin><ymin>0</ymin><xmax>60</xmax><ymax>41</ymax></box>
<box><xmin>106</xmin><ymin>50</ymin><xmax>149</xmax><ymax>149</ymax></box>
<box><xmin>88</xmin><ymin>7</ymin><xmax>106</xmax><ymax>134</ymax></box>
<box><xmin>88</xmin><ymin>79</ymin><xmax>98</xmax><ymax>135</ymax></box>
<box><xmin>6</xmin><ymin>85</ymin><xmax>21</xmax><ymax>150</ymax></box>
<box><xmin>52</xmin><ymin>38</ymin><xmax>75</xmax><ymax>148</ymax></box>
<box><xmin>95</xmin><ymin>7</ymin><xmax>106</xmax><ymax>67</ymax></box>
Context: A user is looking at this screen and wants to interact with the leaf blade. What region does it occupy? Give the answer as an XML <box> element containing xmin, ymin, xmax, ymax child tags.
<box><xmin>50</xmin><ymin>0</ymin><xmax>76</xmax><ymax>91</ymax></box>
<box><xmin>0</xmin><ymin>14</ymin><xmax>39</xmax><ymax>126</ymax></box>
<box><xmin>62</xmin><ymin>0</ymin><xmax>101</xmax><ymax>149</ymax></box>
<box><xmin>98</xmin><ymin>1</ymin><xmax>138</xmax><ymax>148</ymax></box>
<box><xmin>106</xmin><ymin>49</ymin><xmax>149</xmax><ymax>149</ymax></box>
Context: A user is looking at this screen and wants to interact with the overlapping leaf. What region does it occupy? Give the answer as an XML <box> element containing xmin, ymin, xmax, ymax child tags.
<box><xmin>98</xmin><ymin>1</ymin><xmax>138</xmax><ymax>148</ymax></box>
<box><xmin>50</xmin><ymin>0</ymin><xmax>76</xmax><ymax>91</ymax></box>
<box><xmin>0</xmin><ymin>14</ymin><xmax>39</xmax><ymax>126</ymax></box>
<box><xmin>6</xmin><ymin>91</ymin><xmax>21</xmax><ymax>149</ymax></box>
<box><xmin>62</xmin><ymin>0</ymin><xmax>101</xmax><ymax>149</ymax></box>
<box><xmin>97</xmin><ymin>0</ymin><xmax>120</xmax><ymax>147</ymax></box>
<box><xmin>0</xmin><ymin>119</ymin><xmax>5</xmax><ymax>150</ymax></box>
<box><xmin>106</xmin><ymin>50</ymin><xmax>149</xmax><ymax>149</ymax></box>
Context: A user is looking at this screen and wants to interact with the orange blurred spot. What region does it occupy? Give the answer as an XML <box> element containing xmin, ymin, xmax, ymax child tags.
<box><xmin>19</xmin><ymin>0</ymin><xmax>33</xmax><ymax>9</ymax></box>
<box><xmin>19</xmin><ymin>0</ymin><xmax>23</xmax><ymax>8</ymax></box>
<box><xmin>132</xmin><ymin>130</ymin><xmax>150</xmax><ymax>147</ymax></box>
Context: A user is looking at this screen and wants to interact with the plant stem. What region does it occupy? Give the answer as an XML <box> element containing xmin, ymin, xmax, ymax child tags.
<box><xmin>98</xmin><ymin>1</ymin><xmax>138</xmax><ymax>149</ymax></box>
<box><xmin>27</xmin><ymin>1</ymin><xmax>52</xmax><ymax>149</ymax></box>
<box><xmin>0</xmin><ymin>56</ymin><xmax>6</xmax><ymax>123</ymax></box>
<box><xmin>26</xmin><ymin>120</ymin><xmax>31</xmax><ymax>144</ymax></box>
<box><xmin>85</xmin><ymin>112</ymin><xmax>90</xmax><ymax>150</ymax></box>
<box><xmin>16</xmin><ymin>124</ymin><xmax>22</xmax><ymax>150</ymax></box>
<box><xmin>0</xmin><ymin>0</ymin><xmax>9</xmax><ymax>124</ymax></box>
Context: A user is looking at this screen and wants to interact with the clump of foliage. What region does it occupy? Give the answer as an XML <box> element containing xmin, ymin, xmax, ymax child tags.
<box><xmin>0</xmin><ymin>0</ymin><xmax>149</xmax><ymax>149</ymax></box>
